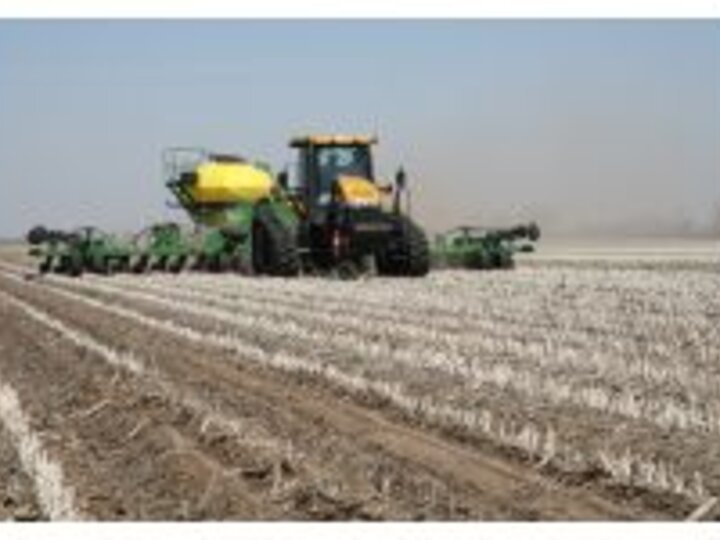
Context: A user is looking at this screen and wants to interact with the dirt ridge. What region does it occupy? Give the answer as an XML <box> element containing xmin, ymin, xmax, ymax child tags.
<box><xmin>0</xmin><ymin>270</ymin><xmax>649</xmax><ymax>519</ymax></box>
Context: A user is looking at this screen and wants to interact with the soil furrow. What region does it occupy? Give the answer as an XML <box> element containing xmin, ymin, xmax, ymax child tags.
<box><xmin>0</xmin><ymin>274</ymin><xmax>486</xmax><ymax>519</ymax></box>
<box><xmin>24</xmin><ymin>270</ymin><xmax>718</xmax><ymax>510</ymax></box>
<box><xmin>0</xmin><ymin>289</ymin><xmax>298</xmax><ymax>519</ymax></box>
<box><xmin>0</xmin><ymin>271</ymin><xmax>654</xmax><ymax>519</ymax></box>
<box><xmin>96</xmin><ymin>274</ymin><xmax>720</xmax><ymax>418</ymax></box>
<box><xmin>0</xmin><ymin>424</ymin><xmax>44</xmax><ymax>521</ymax></box>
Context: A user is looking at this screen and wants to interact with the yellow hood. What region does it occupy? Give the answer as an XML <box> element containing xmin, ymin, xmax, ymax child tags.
<box><xmin>336</xmin><ymin>175</ymin><xmax>382</xmax><ymax>207</ymax></box>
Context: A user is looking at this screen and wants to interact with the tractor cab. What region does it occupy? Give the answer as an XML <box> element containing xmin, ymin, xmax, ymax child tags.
<box><xmin>286</xmin><ymin>135</ymin><xmax>383</xmax><ymax>209</ymax></box>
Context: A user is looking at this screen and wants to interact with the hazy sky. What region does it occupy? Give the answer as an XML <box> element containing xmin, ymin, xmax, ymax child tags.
<box><xmin>0</xmin><ymin>20</ymin><xmax>718</xmax><ymax>237</ymax></box>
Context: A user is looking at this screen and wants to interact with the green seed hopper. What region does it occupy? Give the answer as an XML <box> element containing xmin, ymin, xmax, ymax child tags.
<box><xmin>160</xmin><ymin>148</ymin><xmax>300</xmax><ymax>275</ymax></box>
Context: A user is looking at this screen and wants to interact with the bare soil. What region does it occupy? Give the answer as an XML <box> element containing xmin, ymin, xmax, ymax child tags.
<box><xmin>0</xmin><ymin>265</ymin><xmax>675</xmax><ymax>520</ymax></box>
<box><xmin>5</xmin><ymin>247</ymin><xmax>719</xmax><ymax>520</ymax></box>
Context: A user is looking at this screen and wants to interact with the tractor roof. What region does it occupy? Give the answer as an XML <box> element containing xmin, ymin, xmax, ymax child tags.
<box><xmin>289</xmin><ymin>135</ymin><xmax>378</xmax><ymax>148</ymax></box>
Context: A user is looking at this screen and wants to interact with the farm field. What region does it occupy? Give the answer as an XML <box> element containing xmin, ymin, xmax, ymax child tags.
<box><xmin>0</xmin><ymin>240</ymin><xmax>718</xmax><ymax>520</ymax></box>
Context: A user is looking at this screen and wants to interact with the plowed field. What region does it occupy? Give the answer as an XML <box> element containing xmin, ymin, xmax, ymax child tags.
<box><xmin>0</xmin><ymin>244</ymin><xmax>718</xmax><ymax>520</ymax></box>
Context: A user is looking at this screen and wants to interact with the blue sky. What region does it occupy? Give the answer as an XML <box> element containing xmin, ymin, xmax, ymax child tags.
<box><xmin>1</xmin><ymin>20</ymin><xmax>718</xmax><ymax>236</ymax></box>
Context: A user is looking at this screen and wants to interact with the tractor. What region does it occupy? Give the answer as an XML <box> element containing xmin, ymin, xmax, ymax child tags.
<box><xmin>280</xmin><ymin>135</ymin><xmax>430</xmax><ymax>277</ymax></box>
<box><xmin>27</xmin><ymin>134</ymin><xmax>431</xmax><ymax>278</ymax></box>
<box><xmin>162</xmin><ymin>135</ymin><xmax>430</xmax><ymax>277</ymax></box>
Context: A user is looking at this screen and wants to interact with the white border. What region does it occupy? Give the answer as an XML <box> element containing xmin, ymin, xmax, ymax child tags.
<box><xmin>1</xmin><ymin>523</ymin><xmax>720</xmax><ymax>540</ymax></box>
<box><xmin>0</xmin><ymin>0</ymin><xmax>719</xmax><ymax>18</ymax></box>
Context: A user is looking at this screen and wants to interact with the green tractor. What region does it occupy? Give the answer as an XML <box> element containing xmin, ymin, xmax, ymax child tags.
<box><xmin>431</xmin><ymin>222</ymin><xmax>540</xmax><ymax>270</ymax></box>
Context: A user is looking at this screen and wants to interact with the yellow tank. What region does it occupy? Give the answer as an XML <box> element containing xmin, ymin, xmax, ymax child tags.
<box><xmin>188</xmin><ymin>161</ymin><xmax>274</xmax><ymax>204</ymax></box>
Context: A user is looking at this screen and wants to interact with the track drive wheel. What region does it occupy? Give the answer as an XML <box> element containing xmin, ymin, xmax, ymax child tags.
<box><xmin>252</xmin><ymin>204</ymin><xmax>300</xmax><ymax>277</ymax></box>
<box><xmin>376</xmin><ymin>216</ymin><xmax>430</xmax><ymax>277</ymax></box>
